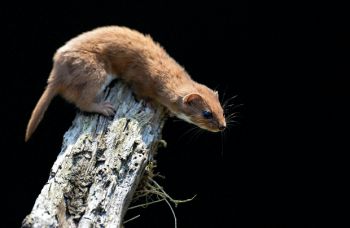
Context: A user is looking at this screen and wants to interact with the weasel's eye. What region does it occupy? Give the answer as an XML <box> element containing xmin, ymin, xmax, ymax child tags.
<box><xmin>202</xmin><ymin>110</ymin><xmax>213</xmax><ymax>119</ymax></box>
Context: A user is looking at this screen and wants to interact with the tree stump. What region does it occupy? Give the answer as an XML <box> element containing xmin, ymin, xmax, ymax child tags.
<box><xmin>22</xmin><ymin>81</ymin><xmax>166</xmax><ymax>228</ymax></box>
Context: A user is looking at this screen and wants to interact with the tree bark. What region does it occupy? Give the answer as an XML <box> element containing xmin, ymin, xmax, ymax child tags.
<box><xmin>22</xmin><ymin>81</ymin><xmax>166</xmax><ymax>228</ymax></box>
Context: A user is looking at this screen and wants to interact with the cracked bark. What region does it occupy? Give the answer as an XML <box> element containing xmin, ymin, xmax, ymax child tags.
<box><xmin>22</xmin><ymin>81</ymin><xmax>166</xmax><ymax>228</ymax></box>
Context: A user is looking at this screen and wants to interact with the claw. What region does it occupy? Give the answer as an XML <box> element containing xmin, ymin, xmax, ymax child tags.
<box><xmin>100</xmin><ymin>102</ymin><xmax>116</xmax><ymax>117</ymax></box>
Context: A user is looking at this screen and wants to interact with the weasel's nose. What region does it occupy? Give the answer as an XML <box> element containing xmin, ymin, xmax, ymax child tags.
<box><xmin>218</xmin><ymin>124</ymin><xmax>226</xmax><ymax>131</ymax></box>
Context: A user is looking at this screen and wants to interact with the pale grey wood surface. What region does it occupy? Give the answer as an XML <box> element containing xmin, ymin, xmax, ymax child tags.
<box><xmin>22</xmin><ymin>81</ymin><xmax>166</xmax><ymax>228</ymax></box>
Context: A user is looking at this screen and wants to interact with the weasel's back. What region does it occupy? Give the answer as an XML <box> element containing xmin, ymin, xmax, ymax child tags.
<box><xmin>56</xmin><ymin>26</ymin><xmax>164</xmax><ymax>58</ymax></box>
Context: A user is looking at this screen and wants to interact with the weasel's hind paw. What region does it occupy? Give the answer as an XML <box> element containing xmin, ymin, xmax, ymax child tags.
<box><xmin>99</xmin><ymin>102</ymin><xmax>116</xmax><ymax>117</ymax></box>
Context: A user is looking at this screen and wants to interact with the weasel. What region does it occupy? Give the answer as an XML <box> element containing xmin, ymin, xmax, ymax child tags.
<box><xmin>25</xmin><ymin>26</ymin><xmax>226</xmax><ymax>141</ymax></box>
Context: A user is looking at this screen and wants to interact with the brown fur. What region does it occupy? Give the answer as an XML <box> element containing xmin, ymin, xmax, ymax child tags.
<box><xmin>25</xmin><ymin>26</ymin><xmax>226</xmax><ymax>141</ymax></box>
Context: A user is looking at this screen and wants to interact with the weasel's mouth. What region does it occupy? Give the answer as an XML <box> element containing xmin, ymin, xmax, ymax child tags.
<box><xmin>218</xmin><ymin>124</ymin><xmax>226</xmax><ymax>131</ymax></box>
<box><xmin>197</xmin><ymin>124</ymin><xmax>220</xmax><ymax>132</ymax></box>
<box><xmin>209</xmin><ymin>128</ymin><xmax>220</xmax><ymax>133</ymax></box>
<box><xmin>175</xmin><ymin>114</ymin><xmax>222</xmax><ymax>133</ymax></box>
<box><xmin>200</xmin><ymin>122</ymin><xmax>226</xmax><ymax>132</ymax></box>
<box><xmin>206</xmin><ymin>125</ymin><xmax>225</xmax><ymax>132</ymax></box>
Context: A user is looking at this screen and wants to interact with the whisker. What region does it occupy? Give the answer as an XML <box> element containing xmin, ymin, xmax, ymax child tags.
<box><xmin>226</xmin><ymin>119</ymin><xmax>239</xmax><ymax>124</ymax></box>
<box><xmin>187</xmin><ymin>126</ymin><xmax>204</xmax><ymax>142</ymax></box>
<box><xmin>220</xmin><ymin>90</ymin><xmax>227</xmax><ymax>104</ymax></box>
<box><xmin>225</xmin><ymin>103</ymin><xmax>244</xmax><ymax>110</ymax></box>
<box><xmin>226</xmin><ymin>118</ymin><xmax>238</xmax><ymax>123</ymax></box>
<box><xmin>187</xmin><ymin>130</ymin><xmax>197</xmax><ymax>142</ymax></box>
<box><xmin>227</xmin><ymin>116</ymin><xmax>240</xmax><ymax>123</ymax></box>
<box><xmin>226</xmin><ymin>123</ymin><xmax>238</xmax><ymax>128</ymax></box>
<box><xmin>226</xmin><ymin>117</ymin><xmax>238</xmax><ymax>122</ymax></box>
<box><xmin>192</xmin><ymin>128</ymin><xmax>204</xmax><ymax>141</ymax></box>
<box><xmin>226</xmin><ymin>112</ymin><xmax>240</xmax><ymax>119</ymax></box>
<box><xmin>220</xmin><ymin>85</ymin><xmax>230</xmax><ymax>104</ymax></box>
<box><xmin>177</xmin><ymin>126</ymin><xmax>198</xmax><ymax>142</ymax></box>
<box><xmin>220</xmin><ymin>131</ymin><xmax>224</xmax><ymax>158</ymax></box>
<box><xmin>223</xmin><ymin>95</ymin><xmax>238</xmax><ymax>107</ymax></box>
<box><xmin>226</xmin><ymin>117</ymin><xmax>238</xmax><ymax>123</ymax></box>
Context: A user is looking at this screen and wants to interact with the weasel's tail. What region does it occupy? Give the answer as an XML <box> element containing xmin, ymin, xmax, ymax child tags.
<box><xmin>25</xmin><ymin>85</ymin><xmax>57</xmax><ymax>141</ymax></box>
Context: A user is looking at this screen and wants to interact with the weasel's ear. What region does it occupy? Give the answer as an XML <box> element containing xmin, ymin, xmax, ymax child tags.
<box><xmin>183</xmin><ymin>93</ymin><xmax>203</xmax><ymax>105</ymax></box>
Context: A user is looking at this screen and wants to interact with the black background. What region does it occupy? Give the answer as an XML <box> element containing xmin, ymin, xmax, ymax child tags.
<box><xmin>2</xmin><ymin>2</ymin><xmax>348</xmax><ymax>228</ymax></box>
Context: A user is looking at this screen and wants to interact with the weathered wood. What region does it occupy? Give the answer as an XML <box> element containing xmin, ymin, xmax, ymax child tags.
<box><xmin>22</xmin><ymin>81</ymin><xmax>166</xmax><ymax>228</ymax></box>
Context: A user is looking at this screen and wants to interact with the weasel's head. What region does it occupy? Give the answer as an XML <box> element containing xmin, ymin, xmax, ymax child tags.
<box><xmin>176</xmin><ymin>88</ymin><xmax>226</xmax><ymax>132</ymax></box>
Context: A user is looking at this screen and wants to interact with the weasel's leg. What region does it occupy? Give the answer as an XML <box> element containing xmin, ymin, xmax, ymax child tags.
<box><xmin>73</xmin><ymin>75</ymin><xmax>116</xmax><ymax>117</ymax></box>
<box><xmin>56</xmin><ymin>53</ymin><xmax>116</xmax><ymax>117</ymax></box>
<box><xmin>77</xmin><ymin>100</ymin><xmax>116</xmax><ymax>117</ymax></box>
